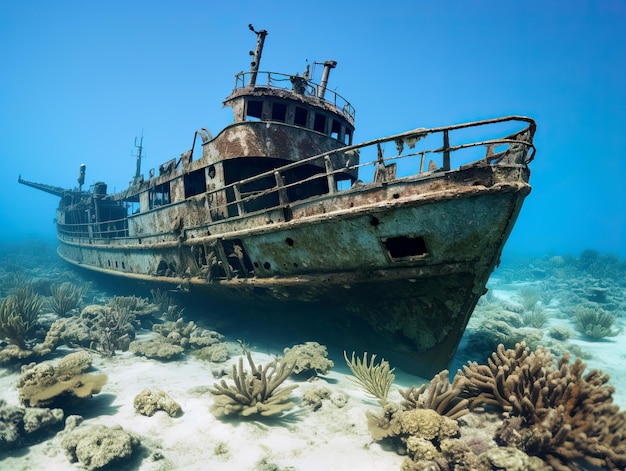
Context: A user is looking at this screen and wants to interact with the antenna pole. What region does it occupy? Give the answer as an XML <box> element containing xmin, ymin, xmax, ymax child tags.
<box><xmin>133</xmin><ymin>132</ymin><xmax>144</xmax><ymax>185</ymax></box>
<box><xmin>248</xmin><ymin>24</ymin><xmax>268</xmax><ymax>87</ymax></box>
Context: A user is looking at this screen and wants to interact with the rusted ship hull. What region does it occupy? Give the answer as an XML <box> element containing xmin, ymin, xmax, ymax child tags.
<box><xmin>18</xmin><ymin>28</ymin><xmax>536</xmax><ymax>377</ymax></box>
<box><xmin>55</xmin><ymin>162</ymin><xmax>530</xmax><ymax>376</ymax></box>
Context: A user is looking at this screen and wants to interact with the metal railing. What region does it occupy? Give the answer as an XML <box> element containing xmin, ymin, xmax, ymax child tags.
<box><xmin>213</xmin><ymin>115</ymin><xmax>536</xmax><ymax>218</ymax></box>
<box><xmin>233</xmin><ymin>71</ymin><xmax>356</xmax><ymax>122</ymax></box>
<box><xmin>57</xmin><ymin>116</ymin><xmax>535</xmax><ymax>242</ymax></box>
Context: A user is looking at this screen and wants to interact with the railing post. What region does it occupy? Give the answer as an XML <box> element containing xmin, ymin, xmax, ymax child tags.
<box><xmin>274</xmin><ymin>171</ymin><xmax>289</xmax><ymax>206</ymax></box>
<box><xmin>324</xmin><ymin>156</ymin><xmax>336</xmax><ymax>194</ymax></box>
<box><xmin>443</xmin><ymin>130</ymin><xmax>451</xmax><ymax>171</ymax></box>
<box><xmin>232</xmin><ymin>184</ymin><xmax>245</xmax><ymax>216</ymax></box>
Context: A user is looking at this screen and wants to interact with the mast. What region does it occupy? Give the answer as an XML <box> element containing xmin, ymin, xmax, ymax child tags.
<box><xmin>248</xmin><ymin>24</ymin><xmax>268</xmax><ymax>87</ymax></box>
<box><xmin>132</xmin><ymin>133</ymin><xmax>144</xmax><ymax>185</ymax></box>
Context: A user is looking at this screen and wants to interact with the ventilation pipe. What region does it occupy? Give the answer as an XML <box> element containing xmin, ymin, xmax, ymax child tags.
<box><xmin>77</xmin><ymin>164</ymin><xmax>86</xmax><ymax>191</ymax></box>
<box><xmin>248</xmin><ymin>24</ymin><xmax>268</xmax><ymax>87</ymax></box>
<box><xmin>317</xmin><ymin>60</ymin><xmax>337</xmax><ymax>99</ymax></box>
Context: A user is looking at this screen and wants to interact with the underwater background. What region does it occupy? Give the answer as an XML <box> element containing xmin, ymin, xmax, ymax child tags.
<box><xmin>1</xmin><ymin>1</ymin><xmax>625</xmax><ymax>470</ymax></box>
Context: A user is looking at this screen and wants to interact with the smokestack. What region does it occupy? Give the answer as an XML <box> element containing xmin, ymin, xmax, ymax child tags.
<box><xmin>317</xmin><ymin>60</ymin><xmax>337</xmax><ymax>99</ymax></box>
<box><xmin>78</xmin><ymin>164</ymin><xmax>86</xmax><ymax>191</ymax></box>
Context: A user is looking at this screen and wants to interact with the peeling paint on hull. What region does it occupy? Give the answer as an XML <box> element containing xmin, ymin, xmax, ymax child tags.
<box><xmin>55</xmin><ymin>166</ymin><xmax>530</xmax><ymax>376</ymax></box>
<box><xmin>18</xmin><ymin>29</ymin><xmax>536</xmax><ymax>377</ymax></box>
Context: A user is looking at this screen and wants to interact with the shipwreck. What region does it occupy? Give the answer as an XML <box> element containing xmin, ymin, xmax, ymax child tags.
<box><xmin>19</xmin><ymin>26</ymin><xmax>536</xmax><ymax>377</ymax></box>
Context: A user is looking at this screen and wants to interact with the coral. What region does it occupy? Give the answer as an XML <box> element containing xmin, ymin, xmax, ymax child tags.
<box><xmin>209</xmin><ymin>351</ymin><xmax>297</xmax><ymax>418</ymax></box>
<box><xmin>61</xmin><ymin>424</ymin><xmax>140</xmax><ymax>471</ymax></box>
<box><xmin>58</xmin><ymin>304</ymin><xmax>135</xmax><ymax>355</ymax></box>
<box><xmin>366</xmin><ymin>402</ymin><xmax>402</xmax><ymax>441</ymax></box>
<box><xmin>460</xmin><ymin>342</ymin><xmax>626</xmax><ymax>470</ymax></box>
<box><xmin>0</xmin><ymin>399</ymin><xmax>64</xmax><ymax>451</ymax></box>
<box><xmin>282</xmin><ymin>341</ymin><xmax>334</xmax><ymax>376</ymax></box>
<box><xmin>466</xmin><ymin>319</ymin><xmax>543</xmax><ymax>356</ymax></box>
<box><xmin>548</xmin><ymin>325</ymin><xmax>571</xmax><ymax>341</ymax></box>
<box><xmin>17</xmin><ymin>352</ymin><xmax>107</xmax><ymax>408</ymax></box>
<box><xmin>330</xmin><ymin>392</ymin><xmax>349</xmax><ymax>408</ymax></box>
<box><xmin>153</xmin><ymin>318</ymin><xmax>223</xmax><ymax>349</ymax></box>
<box><xmin>518</xmin><ymin>286</ymin><xmax>542</xmax><ymax>311</ymax></box>
<box><xmin>48</xmin><ymin>282</ymin><xmax>87</xmax><ymax>317</ymax></box>
<box><xmin>438</xmin><ymin>438</ymin><xmax>484</xmax><ymax>471</ymax></box>
<box><xmin>479</xmin><ymin>446</ymin><xmax>552</xmax><ymax>471</ymax></box>
<box><xmin>131</xmin><ymin>318</ymin><xmax>224</xmax><ymax>360</ymax></box>
<box><xmin>302</xmin><ymin>386</ymin><xmax>331</xmax><ymax>411</ymax></box>
<box><xmin>344</xmin><ymin>351</ymin><xmax>395</xmax><ymax>404</ymax></box>
<box><xmin>0</xmin><ymin>316</ymin><xmax>63</xmax><ymax>364</ymax></box>
<box><xmin>399</xmin><ymin>370</ymin><xmax>469</xmax><ymax>420</ymax></box>
<box><xmin>194</xmin><ymin>343</ymin><xmax>230</xmax><ymax>362</ymax></box>
<box><xmin>574</xmin><ymin>305</ymin><xmax>620</xmax><ymax>339</ymax></box>
<box><xmin>129</xmin><ymin>337</ymin><xmax>185</xmax><ymax>360</ymax></box>
<box><xmin>522</xmin><ymin>303</ymin><xmax>549</xmax><ymax>329</ymax></box>
<box><xmin>367</xmin><ymin>404</ymin><xmax>459</xmax><ymax>465</ymax></box>
<box><xmin>150</xmin><ymin>287</ymin><xmax>184</xmax><ymax>321</ymax></box>
<box><xmin>133</xmin><ymin>389</ymin><xmax>182</xmax><ymax>417</ymax></box>
<box><xmin>107</xmin><ymin>295</ymin><xmax>159</xmax><ymax>318</ymax></box>
<box><xmin>399</xmin><ymin>408</ymin><xmax>459</xmax><ymax>440</ymax></box>
<box><xmin>0</xmin><ymin>289</ymin><xmax>42</xmax><ymax>349</ymax></box>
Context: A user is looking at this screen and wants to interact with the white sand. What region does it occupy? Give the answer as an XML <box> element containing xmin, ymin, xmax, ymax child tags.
<box><xmin>1</xmin><ymin>348</ymin><xmax>407</xmax><ymax>470</ymax></box>
<box><xmin>2</xmin><ymin>277</ymin><xmax>625</xmax><ymax>470</ymax></box>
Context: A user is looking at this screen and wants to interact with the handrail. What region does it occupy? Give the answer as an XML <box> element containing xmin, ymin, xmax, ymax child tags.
<box><xmin>232</xmin><ymin>71</ymin><xmax>355</xmax><ymax>121</ymax></box>
<box><xmin>206</xmin><ymin>115</ymin><xmax>535</xmax><ymax>218</ymax></box>
<box><xmin>57</xmin><ymin>116</ymin><xmax>535</xmax><ymax>242</ymax></box>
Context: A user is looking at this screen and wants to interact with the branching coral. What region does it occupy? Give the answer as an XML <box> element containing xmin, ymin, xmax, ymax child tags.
<box><xmin>399</xmin><ymin>370</ymin><xmax>469</xmax><ymax>420</ymax></box>
<box><xmin>344</xmin><ymin>351</ymin><xmax>395</xmax><ymax>404</ymax></box>
<box><xmin>460</xmin><ymin>342</ymin><xmax>626</xmax><ymax>471</ymax></box>
<box><xmin>210</xmin><ymin>351</ymin><xmax>297</xmax><ymax>418</ymax></box>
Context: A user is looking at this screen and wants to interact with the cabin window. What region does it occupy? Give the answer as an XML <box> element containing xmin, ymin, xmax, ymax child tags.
<box><xmin>246</xmin><ymin>100</ymin><xmax>263</xmax><ymax>120</ymax></box>
<box><xmin>126</xmin><ymin>201</ymin><xmax>140</xmax><ymax>215</ymax></box>
<box><xmin>149</xmin><ymin>182</ymin><xmax>171</xmax><ymax>209</ymax></box>
<box><xmin>331</xmin><ymin>119</ymin><xmax>342</xmax><ymax>140</ymax></box>
<box><xmin>294</xmin><ymin>107</ymin><xmax>308</xmax><ymax>127</ymax></box>
<box><xmin>184</xmin><ymin>168</ymin><xmax>207</xmax><ymax>198</ymax></box>
<box><xmin>345</xmin><ymin>128</ymin><xmax>353</xmax><ymax>145</ymax></box>
<box><xmin>313</xmin><ymin>113</ymin><xmax>327</xmax><ymax>133</ymax></box>
<box><xmin>271</xmin><ymin>102</ymin><xmax>287</xmax><ymax>122</ymax></box>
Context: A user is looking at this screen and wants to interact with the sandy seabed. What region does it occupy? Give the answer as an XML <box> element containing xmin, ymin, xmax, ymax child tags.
<box><xmin>1</xmin><ymin>245</ymin><xmax>625</xmax><ymax>470</ymax></box>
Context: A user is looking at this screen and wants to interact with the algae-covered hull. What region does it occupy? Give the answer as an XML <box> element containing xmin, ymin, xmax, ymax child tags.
<box><xmin>19</xmin><ymin>27</ymin><xmax>536</xmax><ymax>377</ymax></box>
<box><xmin>54</xmin><ymin>160</ymin><xmax>531</xmax><ymax>377</ymax></box>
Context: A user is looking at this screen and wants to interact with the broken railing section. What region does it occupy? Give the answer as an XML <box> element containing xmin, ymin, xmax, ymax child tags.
<box><xmin>53</xmin><ymin>116</ymin><xmax>536</xmax><ymax>240</ymax></box>
<box><xmin>221</xmin><ymin>115</ymin><xmax>536</xmax><ymax>218</ymax></box>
